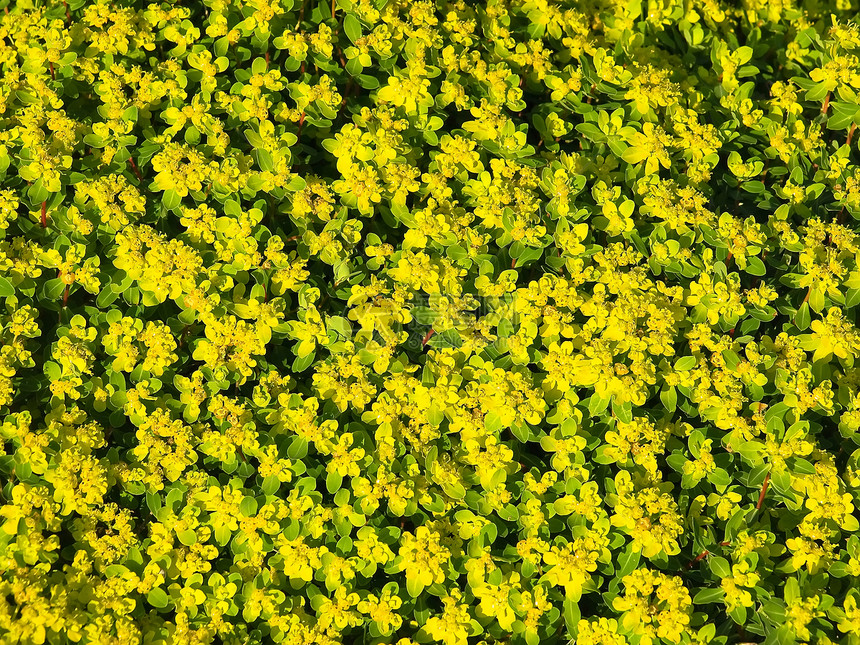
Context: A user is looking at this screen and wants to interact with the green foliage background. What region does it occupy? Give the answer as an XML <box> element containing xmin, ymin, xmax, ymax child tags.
<box><xmin>5</xmin><ymin>0</ymin><xmax>860</xmax><ymax>644</ymax></box>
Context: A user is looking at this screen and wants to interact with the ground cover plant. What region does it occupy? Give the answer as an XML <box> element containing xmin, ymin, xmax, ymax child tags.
<box><xmin>8</xmin><ymin>0</ymin><xmax>860</xmax><ymax>643</ymax></box>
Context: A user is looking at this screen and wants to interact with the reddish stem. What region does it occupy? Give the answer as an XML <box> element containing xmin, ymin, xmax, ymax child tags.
<box><xmin>822</xmin><ymin>92</ymin><xmax>831</xmax><ymax>115</ymax></box>
<box><xmin>848</xmin><ymin>123</ymin><xmax>857</xmax><ymax>147</ymax></box>
<box><xmin>62</xmin><ymin>0</ymin><xmax>70</xmax><ymax>21</ymax></box>
<box><xmin>756</xmin><ymin>472</ymin><xmax>771</xmax><ymax>511</ymax></box>
<box><xmin>129</xmin><ymin>157</ymin><xmax>143</xmax><ymax>182</ymax></box>
<box><xmin>422</xmin><ymin>329</ymin><xmax>435</xmax><ymax>346</ymax></box>
<box><xmin>265</xmin><ymin>51</ymin><xmax>270</xmax><ymax>68</ymax></box>
<box><xmin>296</xmin><ymin>111</ymin><xmax>305</xmax><ymax>142</ymax></box>
<box><xmin>40</xmin><ymin>201</ymin><xmax>47</xmax><ymax>228</ymax></box>
<box><xmin>49</xmin><ymin>61</ymin><xmax>54</xmax><ymax>80</ymax></box>
<box><xmin>63</xmin><ymin>284</ymin><xmax>69</xmax><ymax>308</ymax></box>
<box><xmin>685</xmin><ymin>550</ymin><xmax>710</xmax><ymax>569</ymax></box>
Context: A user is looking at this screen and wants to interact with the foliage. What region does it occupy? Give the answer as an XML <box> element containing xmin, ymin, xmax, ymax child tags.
<box><xmin>7</xmin><ymin>0</ymin><xmax>860</xmax><ymax>644</ymax></box>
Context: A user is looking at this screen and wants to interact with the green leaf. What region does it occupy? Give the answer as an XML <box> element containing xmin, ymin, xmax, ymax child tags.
<box><xmin>292</xmin><ymin>351</ymin><xmax>315</xmax><ymax>372</ymax></box>
<box><xmin>240</xmin><ymin>496</ymin><xmax>258</xmax><ymax>517</ymax></box>
<box><xmin>42</xmin><ymin>278</ymin><xmax>66</xmax><ymax>300</ymax></box>
<box><xmin>343</xmin><ymin>14</ymin><xmax>362</xmax><ymax>44</ymax></box>
<box><xmin>177</xmin><ymin>529</ymin><xmax>197</xmax><ymax>546</ymax></box>
<box><xmin>162</xmin><ymin>189</ymin><xmax>181</xmax><ymax>211</ymax></box>
<box><xmin>214</xmin><ymin>524</ymin><xmax>232</xmax><ymax>546</ymax></box>
<box><xmin>0</xmin><ymin>277</ymin><xmax>13</xmax><ymax>297</ymax></box>
<box><xmin>795</xmin><ymin>302</ymin><xmax>810</xmax><ymax>330</ymax></box>
<box><xmin>808</xmin><ymin>287</ymin><xmax>825</xmax><ymax>313</ymax></box>
<box><xmin>261</xmin><ymin>475</ymin><xmax>280</xmax><ymax>495</ymax></box>
<box><xmin>406</xmin><ymin>576</ymin><xmax>425</xmax><ymax>598</ymax></box>
<box><xmin>740</xmin><ymin>180</ymin><xmax>766</xmax><ymax>194</ymax></box>
<box><xmin>617</xmin><ymin>544</ymin><xmax>641</xmax><ymax>577</ymax></box>
<box><xmin>709</xmin><ymin>556</ymin><xmax>731</xmax><ymax>578</ymax></box>
<box><xmin>612</xmin><ymin>399</ymin><xmax>632</xmax><ymax>423</ymax></box>
<box><xmin>326</xmin><ymin>471</ymin><xmax>343</xmax><ymax>494</ymax></box>
<box><xmin>674</xmin><ymin>356</ymin><xmax>697</xmax><ymax>371</ymax></box>
<box><xmin>845</xmin><ymin>288</ymin><xmax>860</xmax><ymax>309</ymax></box>
<box><xmin>693</xmin><ymin>587</ymin><xmax>726</xmax><ymax>604</ymax></box>
<box><xmin>745</xmin><ymin>256</ymin><xmax>766</xmax><ymax>276</ymax></box>
<box><xmin>660</xmin><ymin>386</ymin><xmax>677</xmax><ymax>413</ymax></box>
<box><xmin>147</xmin><ymin>588</ymin><xmax>170</xmax><ymax>609</ymax></box>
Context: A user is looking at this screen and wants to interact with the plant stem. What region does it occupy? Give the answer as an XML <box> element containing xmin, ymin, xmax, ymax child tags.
<box><xmin>129</xmin><ymin>157</ymin><xmax>143</xmax><ymax>183</ymax></box>
<box><xmin>297</xmin><ymin>111</ymin><xmax>305</xmax><ymax>142</ymax></box>
<box><xmin>756</xmin><ymin>472</ymin><xmax>771</xmax><ymax>511</ymax></box>
<box><xmin>685</xmin><ymin>550</ymin><xmax>709</xmax><ymax>569</ymax></box>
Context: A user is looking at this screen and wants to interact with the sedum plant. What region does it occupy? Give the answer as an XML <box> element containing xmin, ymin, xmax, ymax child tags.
<box><xmin>6</xmin><ymin>0</ymin><xmax>860</xmax><ymax>644</ymax></box>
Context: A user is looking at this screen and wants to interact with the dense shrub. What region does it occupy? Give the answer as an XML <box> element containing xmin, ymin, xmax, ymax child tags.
<box><xmin>6</xmin><ymin>0</ymin><xmax>860</xmax><ymax>643</ymax></box>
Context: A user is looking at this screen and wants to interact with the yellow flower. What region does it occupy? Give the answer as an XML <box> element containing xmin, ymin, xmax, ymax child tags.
<box><xmin>424</xmin><ymin>589</ymin><xmax>472</xmax><ymax>645</ymax></box>
<box><xmin>613</xmin><ymin>569</ymin><xmax>692</xmax><ymax>645</ymax></box>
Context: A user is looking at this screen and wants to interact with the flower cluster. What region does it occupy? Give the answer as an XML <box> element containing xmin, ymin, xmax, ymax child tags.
<box><xmin>5</xmin><ymin>1</ymin><xmax>860</xmax><ymax>645</ymax></box>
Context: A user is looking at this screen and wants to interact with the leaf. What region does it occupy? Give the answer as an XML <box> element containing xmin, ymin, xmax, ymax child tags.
<box><xmin>808</xmin><ymin>287</ymin><xmax>825</xmax><ymax>313</ymax></box>
<box><xmin>511</xmin><ymin>421</ymin><xmax>531</xmax><ymax>442</ymax></box>
<box><xmin>660</xmin><ymin>386</ymin><xmax>677</xmax><ymax>412</ymax></box>
<box><xmin>343</xmin><ymin>14</ymin><xmax>362</xmax><ymax>44</ymax></box>
<box><xmin>0</xmin><ymin>277</ymin><xmax>13</xmax><ymax>297</ymax></box>
<box><xmin>588</xmin><ymin>394</ymin><xmax>610</xmax><ymax>417</ymax></box>
<box><xmin>147</xmin><ymin>588</ymin><xmax>170</xmax><ymax>609</ymax></box>
<box><xmin>261</xmin><ymin>475</ymin><xmax>280</xmax><ymax>495</ymax></box>
<box><xmin>575</xmin><ymin>122</ymin><xmax>606</xmax><ymax>142</ymax></box>
<box><xmin>162</xmin><ymin>189</ymin><xmax>181</xmax><ymax>210</ymax></box>
<box><xmin>745</xmin><ymin>256</ymin><xmax>766</xmax><ymax>276</ymax></box>
<box><xmin>674</xmin><ymin>356</ymin><xmax>697</xmax><ymax>371</ymax></box>
<box><xmin>177</xmin><ymin>529</ymin><xmax>197</xmax><ymax>546</ymax></box>
<box><xmin>709</xmin><ymin>556</ymin><xmax>731</xmax><ymax>578</ymax></box>
<box><xmin>214</xmin><ymin>524</ymin><xmax>232</xmax><ymax>546</ymax></box>
<box><xmin>406</xmin><ymin>575</ymin><xmax>425</xmax><ymax>598</ymax></box>
<box><xmin>740</xmin><ymin>180</ymin><xmax>766</xmax><ymax>194</ymax></box>
<box><xmin>693</xmin><ymin>587</ymin><xmax>726</xmax><ymax>604</ymax></box>
<box><xmin>795</xmin><ymin>301</ymin><xmax>811</xmax><ymax>330</ymax></box>
<box><xmin>612</xmin><ymin>398</ymin><xmax>632</xmax><ymax>423</ymax></box>
<box><xmin>292</xmin><ymin>351</ymin><xmax>315</xmax><ymax>372</ymax></box>
<box><xmin>326</xmin><ymin>471</ymin><xmax>343</xmax><ymax>494</ymax></box>
<box><xmin>240</xmin><ymin>496</ymin><xmax>258</xmax><ymax>517</ymax></box>
<box><xmin>42</xmin><ymin>278</ymin><xmax>65</xmax><ymax>300</ymax></box>
<box><xmin>617</xmin><ymin>544</ymin><xmax>641</xmax><ymax>577</ymax></box>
